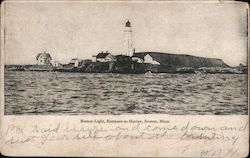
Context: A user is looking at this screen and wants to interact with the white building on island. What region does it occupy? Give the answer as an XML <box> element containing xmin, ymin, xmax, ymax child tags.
<box><xmin>36</xmin><ymin>51</ymin><xmax>52</xmax><ymax>65</ymax></box>
<box><xmin>144</xmin><ymin>54</ymin><xmax>160</xmax><ymax>65</ymax></box>
<box><xmin>94</xmin><ymin>51</ymin><xmax>116</xmax><ymax>62</ymax></box>
<box><xmin>69</xmin><ymin>58</ymin><xmax>82</xmax><ymax>67</ymax></box>
<box><xmin>132</xmin><ymin>53</ymin><xmax>160</xmax><ymax>65</ymax></box>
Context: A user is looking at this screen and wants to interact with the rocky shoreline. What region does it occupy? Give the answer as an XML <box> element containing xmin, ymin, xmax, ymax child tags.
<box><xmin>5</xmin><ymin>63</ymin><xmax>247</xmax><ymax>74</ymax></box>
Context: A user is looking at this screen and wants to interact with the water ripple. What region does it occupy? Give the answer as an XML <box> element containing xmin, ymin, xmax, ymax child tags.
<box><xmin>4</xmin><ymin>71</ymin><xmax>248</xmax><ymax>115</ymax></box>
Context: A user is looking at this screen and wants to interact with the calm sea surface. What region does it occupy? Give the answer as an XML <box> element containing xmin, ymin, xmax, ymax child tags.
<box><xmin>4</xmin><ymin>71</ymin><xmax>248</xmax><ymax>115</ymax></box>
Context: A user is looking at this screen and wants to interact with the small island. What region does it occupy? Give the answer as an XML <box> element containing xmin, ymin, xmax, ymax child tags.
<box><xmin>5</xmin><ymin>50</ymin><xmax>247</xmax><ymax>74</ymax></box>
<box><xmin>5</xmin><ymin>21</ymin><xmax>247</xmax><ymax>74</ymax></box>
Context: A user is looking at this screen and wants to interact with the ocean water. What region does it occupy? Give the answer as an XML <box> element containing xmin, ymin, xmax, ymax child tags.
<box><xmin>4</xmin><ymin>71</ymin><xmax>248</xmax><ymax>115</ymax></box>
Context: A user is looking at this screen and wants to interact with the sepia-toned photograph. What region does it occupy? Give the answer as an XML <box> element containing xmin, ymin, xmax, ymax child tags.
<box><xmin>1</xmin><ymin>1</ymin><xmax>249</xmax><ymax>157</ymax></box>
<box><xmin>3</xmin><ymin>0</ymin><xmax>248</xmax><ymax>115</ymax></box>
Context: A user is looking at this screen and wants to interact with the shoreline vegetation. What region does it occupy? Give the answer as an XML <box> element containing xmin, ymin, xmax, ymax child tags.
<box><xmin>5</xmin><ymin>51</ymin><xmax>248</xmax><ymax>74</ymax></box>
<box><xmin>5</xmin><ymin>62</ymin><xmax>247</xmax><ymax>74</ymax></box>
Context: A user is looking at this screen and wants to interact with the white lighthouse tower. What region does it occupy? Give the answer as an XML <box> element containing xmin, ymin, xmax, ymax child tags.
<box><xmin>123</xmin><ymin>20</ymin><xmax>133</xmax><ymax>56</ymax></box>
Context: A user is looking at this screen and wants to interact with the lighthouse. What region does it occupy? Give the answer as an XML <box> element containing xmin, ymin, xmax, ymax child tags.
<box><xmin>123</xmin><ymin>20</ymin><xmax>133</xmax><ymax>56</ymax></box>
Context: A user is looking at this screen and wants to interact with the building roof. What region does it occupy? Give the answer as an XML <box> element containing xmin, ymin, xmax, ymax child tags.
<box><xmin>96</xmin><ymin>53</ymin><xmax>111</xmax><ymax>58</ymax></box>
<box><xmin>70</xmin><ymin>58</ymin><xmax>81</xmax><ymax>61</ymax></box>
<box><xmin>133</xmin><ymin>52</ymin><xmax>229</xmax><ymax>68</ymax></box>
<box><xmin>115</xmin><ymin>55</ymin><xmax>132</xmax><ymax>61</ymax></box>
<box><xmin>70</xmin><ymin>58</ymin><xmax>81</xmax><ymax>63</ymax></box>
<box><xmin>36</xmin><ymin>52</ymin><xmax>52</xmax><ymax>60</ymax></box>
<box><xmin>126</xmin><ymin>20</ymin><xmax>131</xmax><ymax>27</ymax></box>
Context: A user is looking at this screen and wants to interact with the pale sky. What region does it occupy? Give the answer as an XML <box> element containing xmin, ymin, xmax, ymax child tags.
<box><xmin>3</xmin><ymin>1</ymin><xmax>248</xmax><ymax>66</ymax></box>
